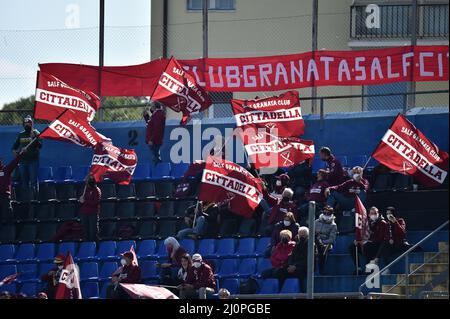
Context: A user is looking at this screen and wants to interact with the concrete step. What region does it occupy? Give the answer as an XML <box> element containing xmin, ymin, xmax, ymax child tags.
<box><xmin>410</xmin><ymin>263</ymin><xmax>448</xmax><ymax>273</ymax></box>
<box><xmin>396</xmin><ymin>273</ymin><xmax>449</xmax><ymax>285</ymax></box>
<box><xmin>424</xmin><ymin>251</ymin><xmax>449</xmax><ymax>264</ymax></box>
<box><xmin>382</xmin><ymin>283</ymin><xmax>448</xmax><ymax>295</ymax></box>
<box><xmin>438</xmin><ymin>242</ymin><xmax>449</xmax><ymax>253</ymax></box>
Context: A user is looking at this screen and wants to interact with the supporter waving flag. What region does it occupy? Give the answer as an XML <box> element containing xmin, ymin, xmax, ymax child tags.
<box><xmin>152</xmin><ymin>57</ymin><xmax>212</xmax><ymax>125</ymax></box>
<box><xmin>34</xmin><ymin>71</ymin><xmax>100</xmax><ymax>122</ymax></box>
<box><xmin>89</xmin><ymin>142</ymin><xmax>137</xmax><ymax>185</ymax></box>
<box><xmin>199</xmin><ymin>156</ymin><xmax>263</xmax><ymax>218</ymax></box>
<box><xmin>54</xmin><ymin>252</ymin><xmax>82</xmax><ymax>299</ymax></box>
<box><xmin>355</xmin><ymin>195</ymin><xmax>370</xmax><ymax>243</ymax></box>
<box><xmin>231</xmin><ymin>91</ymin><xmax>305</xmax><ymax>137</ymax></box>
<box><xmin>372</xmin><ymin>114</ymin><xmax>449</xmax><ymax>187</ymax></box>
<box><xmin>39</xmin><ymin>109</ymin><xmax>109</xmax><ymax>148</ymax></box>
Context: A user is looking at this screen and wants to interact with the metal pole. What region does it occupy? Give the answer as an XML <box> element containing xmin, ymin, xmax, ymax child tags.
<box><xmin>311</xmin><ymin>0</ymin><xmax>318</xmax><ymax>114</ymax></box>
<box><xmin>306</xmin><ymin>201</ymin><xmax>316</xmax><ymax>299</ymax></box>
<box><xmin>202</xmin><ymin>0</ymin><xmax>210</xmax><ymax>118</ymax></box>
<box><xmin>407</xmin><ymin>0</ymin><xmax>418</xmax><ymax>111</ymax></box>
<box><xmin>404</xmin><ymin>254</ymin><xmax>410</xmax><ymax>299</ymax></box>
<box><xmin>98</xmin><ymin>0</ymin><xmax>105</xmax><ymax>121</ymax></box>
<box><xmin>319</xmin><ymin>98</ymin><xmax>324</xmax><ymax>130</ymax></box>
<box><xmin>162</xmin><ymin>0</ymin><xmax>168</xmax><ymax>58</ymax></box>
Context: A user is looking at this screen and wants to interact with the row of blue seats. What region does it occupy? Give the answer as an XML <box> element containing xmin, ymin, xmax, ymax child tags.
<box><xmin>32</xmin><ymin>162</ymin><xmax>190</xmax><ymax>184</ymax></box>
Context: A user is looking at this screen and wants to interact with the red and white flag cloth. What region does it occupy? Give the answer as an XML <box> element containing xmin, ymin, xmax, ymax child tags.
<box><xmin>34</xmin><ymin>71</ymin><xmax>100</xmax><ymax>122</ymax></box>
<box><xmin>231</xmin><ymin>91</ymin><xmax>305</xmax><ymax>137</ymax></box>
<box><xmin>199</xmin><ymin>156</ymin><xmax>263</xmax><ymax>219</ymax></box>
<box><xmin>239</xmin><ymin>130</ymin><xmax>314</xmax><ymax>169</ymax></box>
<box><xmin>372</xmin><ymin>114</ymin><xmax>449</xmax><ymax>187</ymax></box>
<box><xmin>0</xmin><ymin>273</ymin><xmax>19</xmax><ymax>286</ymax></box>
<box><xmin>152</xmin><ymin>57</ymin><xmax>212</xmax><ymax>125</ymax></box>
<box><xmin>89</xmin><ymin>142</ymin><xmax>137</xmax><ymax>185</ymax></box>
<box><xmin>120</xmin><ymin>284</ymin><xmax>178</xmax><ymax>299</ymax></box>
<box><xmin>354</xmin><ymin>195</ymin><xmax>370</xmax><ymax>243</ymax></box>
<box><xmin>39</xmin><ymin>109</ymin><xmax>109</xmax><ymax>148</ymax></box>
<box><xmin>54</xmin><ymin>252</ymin><xmax>82</xmax><ymax>299</ymax></box>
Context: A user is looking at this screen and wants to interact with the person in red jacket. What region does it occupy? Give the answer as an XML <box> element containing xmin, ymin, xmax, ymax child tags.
<box><xmin>106</xmin><ymin>251</ymin><xmax>142</xmax><ymax>299</ymax></box>
<box><xmin>143</xmin><ymin>101</ymin><xmax>166</xmax><ymax>166</ymax></box>
<box><xmin>268</xmin><ymin>188</ymin><xmax>298</xmax><ymax>225</ymax></box>
<box><xmin>0</xmin><ymin>150</ymin><xmax>24</xmax><ymax>222</ymax></box>
<box><xmin>380</xmin><ymin>207</ymin><xmax>411</xmax><ymax>266</ymax></box>
<box><xmin>79</xmin><ymin>175</ymin><xmax>101</xmax><ymax>241</ymax></box>
<box><xmin>349</xmin><ymin>207</ymin><xmax>389</xmax><ymax>273</ymax></box>
<box><xmin>179</xmin><ymin>253</ymin><xmax>216</xmax><ymax>299</ymax></box>
<box><xmin>40</xmin><ymin>254</ymin><xmax>65</xmax><ymax>299</ymax></box>
<box><xmin>299</xmin><ymin>169</ymin><xmax>329</xmax><ymax>223</ymax></box>
<box><xmin>319</xmin><ymin>147</ymin><xmax>347</xmax><ymax>186</ymax></box>
<box><xmin>262</xmin><ymin>229</ymin><xmax>296</xmax><ymax>279</ymax></box>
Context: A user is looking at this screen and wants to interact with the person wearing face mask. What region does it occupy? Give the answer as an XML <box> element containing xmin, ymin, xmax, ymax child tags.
<box><xmin>266</xmin><ymin>212</ymin><xmax>300</xmax><ymax>257</ymax></box>
<box><xmin>179</xmin><ymin>253</ymin><xmax>216</xmax><ymax>299</ymax></box>
<box><xmin>324</xmin><ymin>166</ymin><xmax>369</xmax><ymax>211</ymax></box>
<box><xmin>319</xmin><ymin>147</ymin><xmax>347</xmax><ymax>187</ymax></box>
<box><xmin>11</xmin><ymin>115</ymin><xmax>42</xmax><ymax>194</ymax></box>
<box><xmin>268</xmin><ymin>188</ymin><xmax>298</xmax><ymax>227</ymax></box>
<box><xmin>261</xmin><ymin>230</ymin><xmax>296</xmax><ymax>279</ymax></box>
<box><xmin>79</xmin><ymin>174</ymin><xmax>101</xmax><ymax>241</ymax></box>
<box><xmin>0</xmin><ymin>149</ymin><xmax>25</xmax><ymax>222</ymax></box>
<box><xmin>299</xmin><ymin>169</ymin><xmax>330</xmax><ymax>224</ymax></box>
<box><xmin>143</xmin><ymin>101</ymin><xmax>166</xmax><ymax>166</ymax></box>
<box><xmin>271</xmin><ymin>173</ymin><xmax>290</xmax><ymax>198</ymax></box>
<box><xmin>107</xmin><ymin>251</ymin><xmax>142</xmax><ymax>299</ymax></box>
<box><xmin>40</xmin><ymin>254</ymin><xmax>65</xmax><ymax>299</ymax></box>
<box><xmin>314</xmin><ymin>206</ymin><xmax>337</xmax><ymax>274</ymax></box>
<box><xmin>349</xmin><ymin>207</ymin><xmax>389</xmax><ymax>274</ymax></box>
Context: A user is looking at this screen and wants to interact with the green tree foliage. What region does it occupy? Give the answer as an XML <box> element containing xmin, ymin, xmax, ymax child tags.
<box><xmin>0</xmin><ymin>95</ymin><xmax>35</xmax><ymax>125</ymax></box>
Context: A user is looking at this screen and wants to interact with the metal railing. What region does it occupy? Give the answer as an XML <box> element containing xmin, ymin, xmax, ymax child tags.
<box><xmin>230</xmin><ymin>292</ymin><xmax>364</xmax><ymax>299</ymax></box>
<box><xmin>358</xmin><ymin>220</ymin><xmax>449</xmax><ymax>299</ymax></box>
<box><xmin>350</xmin><ymin>3</ymin><xmax>449</xmax><ymax>39</ymax></box>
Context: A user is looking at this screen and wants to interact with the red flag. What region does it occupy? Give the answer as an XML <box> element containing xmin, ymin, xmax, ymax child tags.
<box><xmin>239</xmin><ymin>130</ymin><xmax>314</xmax><ymax>169</ymax></box>
<box><xmin>199</xmin><ymin>156</ymin><xmax>263</xmax><ymax>218</ymax></box>
<box><xmin>34</xmin><ymin>71</ymin><xmax>100</xmax><ymax>122</ymax></box>
<box><xmin>119</xmin><ymin>284</ymin><xmax>178</xmax><ymax>299</ymax></box>
<box><xmin>231</xmin><ymin>91</ymin><xmax>305</xmax><ymax>137</ymax></box>
<box><xmin>54</xmin><ymin>252</ymin><xmax>82</xmax><ymax>299</ymax></box>
<box><xmin>90</xmin><ymin>142</ymin><xmax>137</xmax><ymax>185</ymax></box>
<box><xmin>39</xmin><ymin>109</ymin><xmax>109</xmax><ymax>148</ymax></box>
<box><xmin>0</xmin><ymin>273</ymin><xmax>19</xmax><ymax>286</ymax></box>
<box><xmin>152</xmin><ymin>57</ymin><xmax>212</xmax><ymax>125</ymax></box>
<box><xmin>354</xmin><ymin>195</ymin><xmax>370</xmax><ymax>243</ymax></box>
<box><xmin>372</xmin><ymin>114</ymin><xmax>449</xmax><ymax>187</ymax></box>
<box><xmin>130</xmin><ymin>246</ymin><xmax>138</xmax><ymax>267</ymax></box>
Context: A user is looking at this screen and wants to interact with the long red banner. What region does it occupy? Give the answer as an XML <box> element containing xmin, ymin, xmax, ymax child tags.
<box><xmin>39</xmin><ymin>46</ymin><xmax>449</xmax><ymax>95</ymax></box>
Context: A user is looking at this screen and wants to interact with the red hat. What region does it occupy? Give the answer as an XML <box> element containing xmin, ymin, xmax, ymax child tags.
<box><xmin>53</xmin><ymin>254</ymin><xmax>65</xmax><ymax>264</ymax></box>
<box><xmin>276</xmin><ymin>173</ymin><xmax>290</xmax><ymax>183</ymax></box>
<box><xmin>121</xmin><ymin>251</ymin><xmax>134</xmax><ymax>260</ymax></box>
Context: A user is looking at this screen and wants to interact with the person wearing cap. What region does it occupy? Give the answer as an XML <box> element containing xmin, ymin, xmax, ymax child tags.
<box><xmin>143</xmin><ymin>101</ymin><xmax>166</xmax><ymax>166</ymax></box>
<box><xmin>79</xmin><ymin>174</ymin><xmax>101</xmax><ymax>241</ymax></box>
<box><xmin>314</xmin><ymin>206</ymin><xmax>337</xmax><ymax>273</ymax></box>
<box><xmin>0</xmin><ymin>148</ymin><xmax>25</xmax><ymax>222</ymax></box>
<box><xmin>319</xmin><ymin>147</ymin><xmax>347</xmax><ymax>187</ymax></box>
<box><xmin>11</xmin><ymin>115</ymin><xmax>42</xmax><ymax>194</ymax></box>
<box><xmin>106</xmin><ymin>251</ymin><xmax>141</xmax><ymax>299</ymax></box>
<box><xmin>179</xmin><ymin>253</ymin><xmax>216</xmax><ymax>299</ymax></box>
<box><xmin>40</xmin><ymin>253</ymin><xmax>65</xmax><ymax>299</ymax></box>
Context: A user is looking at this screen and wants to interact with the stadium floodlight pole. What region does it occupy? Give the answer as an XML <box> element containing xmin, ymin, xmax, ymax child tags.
<box><xmin>311</xmin><ymin>0</ymin><xmax>318</xmax><ymax>114</ymax></box>
<box><xmin>306</xmin><ymin>201</ymin><xmax>316</xmax><ymax>299</ymax></box>
<box><xmin>407</xmin><ymin>0</ymin><xmax>418</xmax><ymax>112</ymax></box>
<box><xmin>98</xmin><ymin>0</ymin><xmax>105</xmax><ymax>122</ymax></box>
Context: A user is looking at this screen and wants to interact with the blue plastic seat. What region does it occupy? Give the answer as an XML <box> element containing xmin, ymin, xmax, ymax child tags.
<box><xmin>171</xmin><ymin>163</ymin><xmax>189</xmax><ymax>179</ymax></box>
<box><xmin>0</xmin><ymin>264</ymin><xmax>17</xmax><ymax>279</ymax></box>
<box><xmin>76</xmin><ymin>242</ymin><xmax>97</xmax><ymax>261</ymax></box>
<box><xmin>216</xmin><ymin>238</ymin><xmax>235</xmax><ymax>258</ymax></box>
<box><xmin>220</xmin><ymin>278</ymin><xmax>239</xmax><ymax>295</ymax></box>
<box><xmin>133</xmin><ymin>164</ymin><xmax>152</xmax><ymax>181</ymax></box>
<box><xmin>72</xmin><ymin>166</ymin><xmax>90</xmax><ymax>182</ymax></box>
<box><xmin>36</xmin><ymin>243</ymin><xmax>55</xmax><ymax>262</ymax></box>
<box><xmin>218</xmin><ymin>259</ymin><xmax>239</xmax><ymax>278</ymax></box>
<box><xmin>150</xmin><ymin>162</ymin><xmax>173</xmax><ymax>181</ymax></box>
<box><xmin>80</xmin><ymin>262</ymin><xmax>99</xmax><ymax>281</ymax></box>
<box><xmin>156</xmin><ymin>240</ymin><xmax>169</xmax><ymax>259</ymax></box>
<box><xmin>38</xmin><ymin>262</ymin><xmax>54</xmax><ymax>277</ymax></box>
<box><xmin>236</xmin><ymin>238</ymin><xmax>255</xmax><ymax>257</ymax></box>
<box><xmin>20</xmin><ymin>282</ymin><xmax>38</xmax><ymax>296</ymax></box>
<box><xmin>140</xmin><ymin>260</ymin><xmax>159</xmax><ymax>280</ymax></box>
<box><xmin>58</xmin><ymin>242</ymin><xmax>77</xmax><ymax>257</ymax></box>
<box><xmin>333</xmin><ymin>235</ymin><xmax>353</xmax><ymax>254</ymax></box>
<box><xmin>238</xmin><ymin>258</ymin><xmax>257</xmax><ymax>277</ymax></box>
<box><xmin>259</xmin><ymin>279</ymin><xmax>279</xmax><ymax>294</ymax></box>
<box><xmin>0</xmin><ymin>244</ymin><xmax>15</xmax><ymax>263</ymax></box>
<box><xmin>116</xmin><ymin>240</ymin><xmax>136</xmax><ymax>255</ymax></box>
<box><xmin>312</xmin><ymin>158</ymin><xmax>325</xmax><ymax>173</ymax></box>
<box><xmin>280</xmin><ymin>278</ymin><xmax>300</xmax><ymax>293</ymax></box>
<box><xmin>38</xmin><ymin>167</ymin><xmax>54</xmax><ymax>183</ymax></box>
<box><xmin>255</xmin><ymin>238</ymin><xmax>271</xmax><ymax>257</ymax></box>
<box><xmin>137</xmin><ymin>240</ymin><xmax>157</xmax><ymax>259</ymax></box>
<box><xmin>1</xmin><ymin>282</ymin><xmax>16</xmax><ymax>294</ymax></box>
<box><xmin>54</xmin><ymin>166</ymin><xmax>73</xmax><ymax>183</ymax></box>
<box><xmin>97</xmin><ymin>241</ymin><xmax>117</xmax><ymax>261</ymax></box>
<box><xmin>99</xmin><ymin>262</ymin><xmax>118</xmax><ymax>281</ymax></box>
<box><xmin>180</xmin><ymin>239</ymin><xmax>196</xmax><ymax>255</ymax></box>
<box><xmin>198</xmin><ymin>239</ymin><xmax>216</xmax><ymax>258</ymax></box>
<box><xmin>256</xmin><ymin>258</ymin><xmax>271</xmax><ymax>277</ymax></box>
<box><xmin>82</xmin><ymin>281</ymin><xmax>99</xmax><ymax>299</ymax></box>
<box><xmin>16</xmin><ymin>263</ymin><xmax>38</xmax><ymax>282</ymax></box>
<box><xmin>100</xmin><ymin>282</ymin><xmax>108</xmax><ymax>299</ymax></box>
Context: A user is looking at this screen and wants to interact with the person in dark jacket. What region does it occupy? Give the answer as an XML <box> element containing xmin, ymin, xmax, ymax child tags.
<box><xmin>177</xmin><ymin>201</ymin><xmax>209</xmax><ymax>239</ymax></box>
<box><xmin>158</xmin><ymin>237</ymin><xmax>188</xmax><ymax>286</ymax></box>
<box><xmin>325</xmin><ymin>167</ymin><xmax>369</xmax><ymax>211</ymax></box>
<box><xmin>40</xmin><ymin>254</ymin><xmax>65</xmax><ymax>299</ymax></box>
<box><xmin>380</xmin><ymin>207</ymin><xmax>411</xmax><ymax>266</ymax></box>
<box><xmin>176</xmin><ymin>254</ymin><xmax>193</xmax><ymax>286</ymax></box>
<box><xmin>314</xmin><ymin>206</ymin><xmax>337</xmax><ymax>273</ymax></box>
<box><xmin>106</xmin><ymin>251</ymin><xmax>142</xmax><ymax>299</ymax></box>
<box><xmin>319</xmin><ymin>147</ymin><xmax>346</xmax><ymax>186</ymax></box>
<box><xmin>79</xmin><ymin>175</ymin><xmax>101</xmax><ymax>241</ymax></box>
<box><xmin>11</xmin><ymin>116</ymin><xmax>42</xmax><ymax>193</ymax></box>
<box><xmin>349</xmin><ymin>207</ymin><xmax>389</xmax><ymax>273</ymax></box>
<box><xmin>179</xmin><ymin>253</ymin><xmax>216</xmax><ymax>299</ymax></box>
<box><xmin>287</xmin><ymin>160</ymin><xmax>313</xmax><ymax>201</ymax></box>
<box><xmin>143</xmin><ymin>101</ymin><xmax>166</xmax><ymax>166</ymax></box>
<box><xmin>0</xmin><ymin>150</ymin><xmax>24</xmax><ymax>222</ymax></box>
<box><xmin>299</xmin><ymin>169</ymin><xmax>329</xmax><ymax>223</ymax></box>
<box><xmin>266</xmin><ymin>212</ymin><xmax>300</xmax><ymax>257</ymax></box>
<box><xmin>271</xmin><ymin>173</ymin><xmax>290</xmax><ymax>198</ymax></box>
<box><xmin>262</xmin><ymin>229</ymin><xmax>296</xmax><ymax>279</ymax></box>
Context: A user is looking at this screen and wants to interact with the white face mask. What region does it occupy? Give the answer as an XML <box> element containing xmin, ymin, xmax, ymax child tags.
<box><xmin>370</xmin><ymin>214</ymin><xmax>378</xmax><ymax>221</ymax></box>
<box><xmin>120</xmin><ymin>258</ymin><xmax>127</xmax><ymax>266</ymax></box>
<box><xmin>322</xmin><ymin>215</ymin><xmax>332</xmax><ymax>221</ymax></box>
<box><xmin>276</xmin><ymin>180</ymin><xmax>282</xmax><ymax>187</ymax></box>
<box><xmin>353</xmin><ymin>174</ymin><xmax>360</xmax><ymax>181</ymax></box>
<box><xmin>57</xmin><ymin>265</ymin><xmax>64</xmax><ymax>270</ymax></box>
<box><xmin>283</xmin><ymin>220</ymin><xmax>291</xmax><ymax>227</ymax></box>
<box><xmin>193</xmin><ymin>262</ymin><xmax>201</xmax><ymax>268</ymax></box>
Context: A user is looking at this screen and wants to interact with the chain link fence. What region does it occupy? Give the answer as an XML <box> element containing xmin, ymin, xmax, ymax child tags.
<box><xmin>0</xmin><ymin>0</ymin><xmax>448</xmax><ymax>125</ymax></box>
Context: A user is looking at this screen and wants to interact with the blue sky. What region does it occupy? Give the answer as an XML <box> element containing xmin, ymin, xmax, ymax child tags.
<box><xmin>0</xmin><ymin>0</ymin><xmax>151</xmax><ymax>107</ymax></box>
